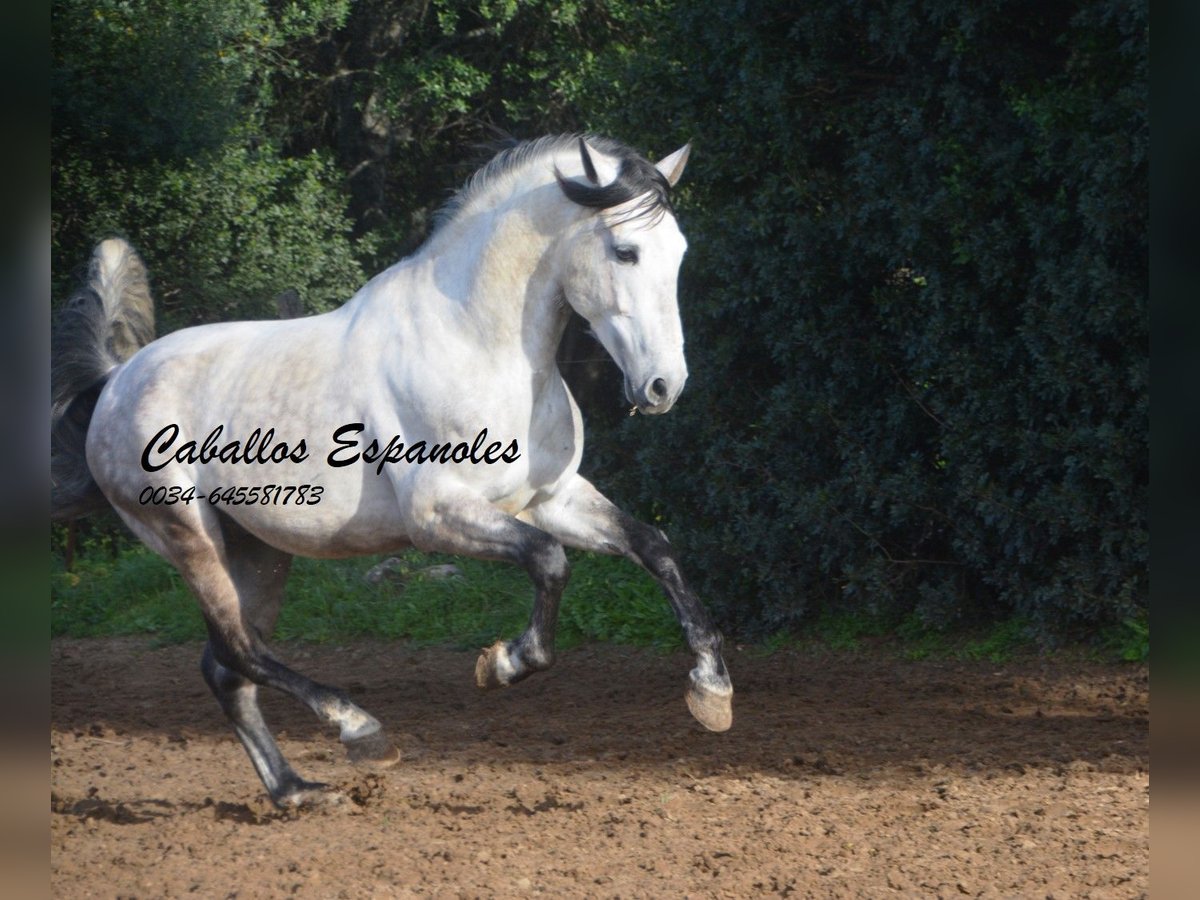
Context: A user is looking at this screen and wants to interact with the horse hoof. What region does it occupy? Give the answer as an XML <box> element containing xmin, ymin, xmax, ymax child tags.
<box><xmin>685</xmin><ymin>681</ymin><xmax>733</xmax><ymax>732</ymax></box>
<box><xmin>474</xmin><ymin>640</ymin><xmax>511</xmax><ymax>689</ymax></box>
<box><xmin>274</xmin><ymin>780</ymin><xmax>344</xmax><ymax>809</ymax></box>
<box><xmin>343</xmin><ymin>729</ymin><xmax>401</xmax><ymax>768</ymax></box>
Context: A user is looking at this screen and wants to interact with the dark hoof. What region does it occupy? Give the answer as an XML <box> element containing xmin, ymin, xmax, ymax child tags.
<box><xmin>343</xmin><ymin>729</ymin><xmax>401</xmax><ymax>768</ymax></box>
<box><xmin>474</xmin><ymin>640</ymin><xmax>511</xmax><ymax>689</ymax></box>
<box><xmin>686</xmin><ymin>680</ymin><xmax>733</xmax><ymax>732</ymax></box>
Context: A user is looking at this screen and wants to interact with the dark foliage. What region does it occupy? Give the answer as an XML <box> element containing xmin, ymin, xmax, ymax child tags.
<box><xmin>582</xmin><ymin>0</ymin><xmax>1148</xmax><ymax>639</ymax></box>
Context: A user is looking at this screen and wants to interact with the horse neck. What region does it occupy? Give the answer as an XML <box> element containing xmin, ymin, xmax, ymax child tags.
<box><xmin>418</xmin><ymin>187</ymin><xmax>573</xmax><ymax>369</ymax></box>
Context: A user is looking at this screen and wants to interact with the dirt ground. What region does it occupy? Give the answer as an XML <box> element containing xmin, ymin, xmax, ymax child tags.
<box><xmin>50</xmin><ymin>637</ymin><xmax>1148</xmax><ymax>898</ymax></box>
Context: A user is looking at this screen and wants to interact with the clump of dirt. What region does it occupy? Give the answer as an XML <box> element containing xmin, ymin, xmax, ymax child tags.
<box><xmin>51</xmin><ymin>637</ymin><xmax>1148</xmax><ymax>897</ymax></box>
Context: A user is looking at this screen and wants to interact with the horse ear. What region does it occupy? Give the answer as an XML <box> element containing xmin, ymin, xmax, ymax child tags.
<box><xmin>578</xmin><ymin>137</ymin><xmax>600</xmax><ymax>185</ymax></box>
<box><xmin>560</xmin><ymin>138</ymin><xmax>619</xmax><ymax>190</ymax></box>
<box><xmin>655</xmin><ymin>143</ymin><xmax>692</xmax><ymax>187</ymax></box>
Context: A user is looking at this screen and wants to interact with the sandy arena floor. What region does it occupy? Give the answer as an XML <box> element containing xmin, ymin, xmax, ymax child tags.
<box><xmin>51</xmin><ymin>637</ymin><xmax>1148</xmax><ymax>897</ymax></box>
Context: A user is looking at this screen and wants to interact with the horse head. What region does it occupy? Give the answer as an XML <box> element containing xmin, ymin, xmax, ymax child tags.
<box><xmin>555</xmin><ymin>138</ymin><xmax>691</xmax><ymax>415</ymax></box>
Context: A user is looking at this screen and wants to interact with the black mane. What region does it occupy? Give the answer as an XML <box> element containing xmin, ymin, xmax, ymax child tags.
<box><xmin>554</xmin><ymin>138</ymin><xmax>674</xmax><ymax>225</ymax></box>
<box><xmin>434</xmin><ymin>134</ymin><xmax>674</xmax><ymax>232</ymax></box>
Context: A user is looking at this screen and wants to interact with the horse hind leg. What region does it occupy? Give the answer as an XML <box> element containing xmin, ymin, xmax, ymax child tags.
<box><xmin>201</xmin><ymin>633</ymin><xmax>395</xmax><ymax>805</ymax></box>
<box><xmin>200</xmin><ymin>643</ymin><xmax>329</xmax><ymax>806</ymax></box>
<box><xmin>133</xmin><ymin>507</ymin><xmax>397</xmax><ymax>806</ymax></box>
<box><xmin>213</xmin><ymin>515</ymin><xmax>400</xmax><ymax>771</ymax></box>
<box><xmin>190</xmin><ymin>526</ymin><xmax>326</xmax><ymax>806</ymax></box>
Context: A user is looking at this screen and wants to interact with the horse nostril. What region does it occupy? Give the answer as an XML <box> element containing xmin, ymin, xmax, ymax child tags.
<box><xmin>649</xmin><ymin>377</ymin><xmax>668</xmax><ymax>403</ymax></box>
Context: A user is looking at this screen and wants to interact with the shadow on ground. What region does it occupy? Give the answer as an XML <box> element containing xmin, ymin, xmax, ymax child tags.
<box><xmin>51</xmin><ymin>636</ymin><xmax>1148</xmax><ymax>780</ymax></box>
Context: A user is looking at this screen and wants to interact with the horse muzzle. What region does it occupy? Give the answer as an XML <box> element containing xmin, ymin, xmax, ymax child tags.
<box><xmin>628</xmin><ymin>373</ymin><xmax>686</xmax><ymax>415</ymax></box>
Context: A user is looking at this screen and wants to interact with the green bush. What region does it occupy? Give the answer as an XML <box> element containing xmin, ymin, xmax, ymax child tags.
<box><xmin>581</xmin><ymin>0</ymin><xmax>1148</xmax><ymax>640</ymax></box>
<box><xmin>51</xmin><ymin>0</ymin><xmax>365</xmax><ymax>328</ymax></box>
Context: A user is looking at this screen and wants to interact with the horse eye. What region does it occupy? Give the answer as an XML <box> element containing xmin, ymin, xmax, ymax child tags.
<box><xmin>614</xmin><ymin>245</ymin><xmax>639</xmax><ymax>265</ymax></box>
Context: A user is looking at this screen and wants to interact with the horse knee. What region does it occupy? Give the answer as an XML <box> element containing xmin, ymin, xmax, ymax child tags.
<box><xmin>525</xmin><ymin>532</ymin><xmax>570</xmax><ymax>592</ymax></box>
<box><xmin>624</xmin><ymin>520</ymin><xmax>674</xmax><ymax>569</ymax></box>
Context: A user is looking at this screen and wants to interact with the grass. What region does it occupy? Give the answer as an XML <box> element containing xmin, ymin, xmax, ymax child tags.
<box><xmin>51</xmin><ymin>543</ymin><xmax>681</xmax><ymax>651</ymax></box>
<box><xmin>51</xmin><ymin>542</ymin><xmax>1148</xmax><ymax>664</ymax></box>
<box><xmin>1098</xmin><ymin>614</ymin><xmax>1150</xmax><ymax>663</ymax></box>
<box><xmin>51</xmin><ymin>547</ymin><xmax>201</xmax><ymax>643</ymax></box>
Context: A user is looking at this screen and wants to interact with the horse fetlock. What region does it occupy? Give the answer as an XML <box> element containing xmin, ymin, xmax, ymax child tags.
<box><xmin>475</xmin><ymin>635</ymin><xmax>557</xmax><ymax>690</ymax></box>
<box><xmin>685</xmin><ymin>670</ymin><xmax>733</xmax><ymax>733</ymax></box>
<box><xmin>514</xmin><ymin>632</ymin><xmax>555</xmax><ymax>672</ymax></box>
<box><xmin>336</xmin><ymin>711</ymin><xmax>382</xmax><ymax>741</ymax></box>
<box><xmin>321</xmin><ymin>697</ymin><xmax>380</xmax><ymax>739</ymax></box>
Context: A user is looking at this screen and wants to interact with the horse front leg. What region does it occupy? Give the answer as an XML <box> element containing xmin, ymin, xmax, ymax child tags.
<box><xmin>521</xmin><ymin>475</ymin><xmax>733</xmax><ymax>731</ymax></box>
<box><xmin>407</xmin><ymin>491</ymin><xmax>570</xmax><ymax>689</ymax></box>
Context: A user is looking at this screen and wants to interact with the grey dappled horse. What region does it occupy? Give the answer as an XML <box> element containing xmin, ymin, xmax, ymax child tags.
<box><xmin>51</xmin><ymin>136</ymin><xmax>733</xmax><ymax>806</ymax></box>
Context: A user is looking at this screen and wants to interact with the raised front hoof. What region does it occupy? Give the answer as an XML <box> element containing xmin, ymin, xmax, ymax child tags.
<box><xmin>343</xmin><ymin>729</ymin><xmax>401</xmax><ymax>769</ymax></box>
<box><xmin>475</xmin><ymin>640</ymin><xmax>512</xmax><ymax>690</ymax></box>
<box><xmin>272</xmin><ymin>779</ymin><xmax>344</xmax><ymax>810</ymax></box>
<box><xmin>686</xmin><ymin>681</ymin><xmax>733</xmax><ymax>732</ymax></box>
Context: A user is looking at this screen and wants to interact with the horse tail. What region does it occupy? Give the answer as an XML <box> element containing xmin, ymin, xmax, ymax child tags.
<box><xmin>51</xmin><ymin>238</ymin><xmax>156</xmax><ymax>520</ymax></box>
